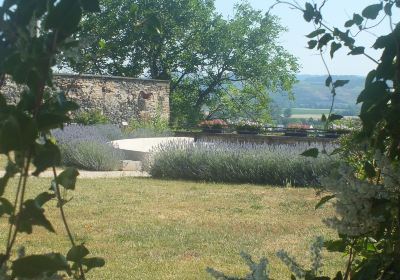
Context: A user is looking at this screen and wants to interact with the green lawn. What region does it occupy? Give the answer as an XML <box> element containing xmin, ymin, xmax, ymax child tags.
<box><xmin>0</xmin><ymin>177</ymin><xmax>344</xmax><ymax>279</ymax></box>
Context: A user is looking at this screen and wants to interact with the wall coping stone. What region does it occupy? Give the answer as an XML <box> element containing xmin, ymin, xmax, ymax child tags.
<box><xmin>54</xmin><ymin>73</ymin><xmax>170</xmax><ymax>84</ymax></box>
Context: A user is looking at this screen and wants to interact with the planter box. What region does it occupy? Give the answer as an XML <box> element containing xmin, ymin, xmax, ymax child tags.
<box><xmin>284</xmin><ymin>131</ymin><xmax>308</xmax><ymax>137</ymax></box>
<box><xmin>236</xmin><ymin>130</ymin><xmax>259</xmax><ymax>135</ymax></box>
<box><xmin>202</xmin><ymin>128</ymin><xmax>224</xmax><ymax>134</ymax></box>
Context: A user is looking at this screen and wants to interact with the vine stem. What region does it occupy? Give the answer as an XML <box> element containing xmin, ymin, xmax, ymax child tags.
<box><xmin>52</xmin><ymin>166</ymin><xmax>86</xmax><ymax>280</ymax></box>
<box><xmin>5</xmin><ymin>172</ymin><xmax>23</xmax><ymax>249</ymax></box>
<box><xmin>344</xmin><ymin>245</ymin><xmax>354</xmax><ymax>280</ymax></box>
<box><xmin>3</xmin><ymin>150</ymin><xmax>32</xmax><ymax>264</ymax></box>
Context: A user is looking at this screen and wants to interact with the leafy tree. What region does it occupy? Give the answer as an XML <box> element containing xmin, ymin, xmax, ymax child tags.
<box><xmin>64</xmin><ymin>0</ymin><xmax>299</xmax><ymax>126</ymax></box>
<box><xmin>0</xmin><ymin>0</ymin><xmax>104</xmax><ymax>278</ymax></box>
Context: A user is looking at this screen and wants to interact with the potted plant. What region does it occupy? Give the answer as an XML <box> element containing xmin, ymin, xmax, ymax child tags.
<box><xmin>285</xmin><ymin>124</ymin><xmax>309</xmax><ymax>137</ymax></box>
<box><xmin>198</xmin><ymin>119</ymin><xmax>228</xmax><ymax>133</ymax></box>
<box><xmin>235</xmin><ymin>121</ymin><xmax>262</xmax><ymax>135</ymax></box>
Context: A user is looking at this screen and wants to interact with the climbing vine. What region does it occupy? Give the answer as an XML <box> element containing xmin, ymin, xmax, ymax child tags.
<box><xmin>0</xmin><ymin>0</ymin><xmax>104</xmax><ymax>278</ymax></box>
<box><xmin>209</xmin><ymin>1</ymin><xmax>400</xmax><ymax>279</ymax></box>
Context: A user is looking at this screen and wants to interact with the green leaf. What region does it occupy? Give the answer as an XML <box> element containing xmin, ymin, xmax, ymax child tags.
<box><xmin>346</xmin><ymin>14</ymin><xmax>364</xmax><ymax>27</ymax></box>
<box><xmin>56</xmin><ymin>167</ymin><xmax>80</xmax><ymax>190</ymax></box>
<box><xmin>98</xmin><ymin>38</ymin><xmax>106</xmax><ymax>49</ymax></box>
<box><xmin>12</xmin><ymin>254</ymin><xmax>69</xmax><ymax>278</ymax></box>
<box><xmin>0</xmin><ymin>198</ymin><xmax>13</xmax><ymax>217</ymax></box>
<box><xmin>333</xmin><ymin>80</ymin><xmax>349</xmax><ymax>88</ymax></box>
<box><xmin>353</xmin><ymin>14</ymin><xmax>364</xmax><ymax>25</ymax></box>
<box><xmin>34</xmin><ymin>192</ymin><xmax>55</xmax><ymax>208</ymax></box>
<box><xmin>357</xmin><ymin>81</ymin><xmax>388</xmax><ymax>104</ymax></box>
<box><xmin>303</xmin><ymin>2</ymin><xmax>314</xmax><ymax>22</ymax></box>
<box><xmin>321</xmin><ymin>114</ymin><xmax>327</xmax><ymax>122</ymax></box>
<box><xmin>384</xmin><ymin>2</ymin><xmax>393</xmax><ymax>16</ymax></box>
<box><xmin>344</xmin><ymin>20</ymin><xmax>354</xmax><ymax>28</ymax></box>
<box><xmin>37</xmin><ymin>112</ymin><xmax>70</xmax><ymax>131</ymax></box>
<box><xmin>317</xmin><ymin>33</ymin><xmax>333</xmax><ymax>50</ymax></box>
<box><xmin>330</xmin><ymin>42</ymin><xmax>342</xmax><ymax>58</ymax></box>
<box><xmin>315</xmin><ymin>195</ymin><xmax>335</xmax><ymax>210</ymax></box>
<box><xmin>348</xmin><ymin>46</ymin><xmax>365</xmax><ymax>55</ymax></box>
<box><xmin>45</xmin><ymin>0</ymin><xmax>82</xmax><ymax>36</ymax></box>
<box><xmin>81</xmin><ymin>257</ymin><xmax>105</xmax><ymax>272</ymax></box>
<box><xmin>373</xmin><ymin>34</ymin><xmax>394</xmax><ymax>49</ymax></box>
<box><xmin>307</xmin><ymin>40</ymin><xmax>318</xmax><ymax>49</ymax></box>
<box><xmin>365</xmin><ymin>70</ymin><xmax>376</xmax><ymax>87</ymax></box>
<box><xmin>364</xmin><ymin>161</ymin><xmax>376</xmax><ymax>178</ymax></box>
<box><xmin>306</xmin><ymin>29</ymin><xmax>325</xmax><ymax>38</ymax></box>
<box><xmin>0</xmin><ymin>114</ymin><xmax>21</xmax><ymax>154</ymax></box>
<box><xmin>67</xmin><ymin>244</ymin><xmax>90</xmax><ymax>262</ymax></box>
<box><xmin>325</xmin><ymin>76</ymin><xmax>332</xmax><ymax>87</ymax></box>
<box><xmin>301</xmin><ymin>148</ymin><xmax>319</xmax><ymax>158</ymax></box>
<box><xmin>362</xmin><ymin>3</ymin><xmax>383</xmax><ymax>20</ymax></box>
<box><xmin>324</xmin><ymin>239</ymin><xmax>347</xmax><ymax>253</ymax></box>
<box><xmin>333</xmin><ymin>28</ymin><xmax>355</xmax><ymax>47</ymax></box>
<box><xmin>32</xmin><ymin>141</ymin><xmax>61</xmax><ymax>176</ymax></box>
<box><xmin>81</xmin><ymin>0</ymin><xmax>100</xmax><ymax>12</ymax></box>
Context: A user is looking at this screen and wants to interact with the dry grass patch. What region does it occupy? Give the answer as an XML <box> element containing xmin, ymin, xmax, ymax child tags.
<box><xmin>0</xmin><ymin>178</ymin><xmax>344</xmax><ymax>279</ymax></box>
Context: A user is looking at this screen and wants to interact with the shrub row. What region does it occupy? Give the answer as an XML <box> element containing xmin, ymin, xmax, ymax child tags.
<box><xmin>146</xmin><ymin>140</ymin><xmax>338</xmax><ymax>187</ymax></box>
<box><xmin>53</xmin><ymin>125</ymin><xmax>125</xmax><ymax>171</ymax></box>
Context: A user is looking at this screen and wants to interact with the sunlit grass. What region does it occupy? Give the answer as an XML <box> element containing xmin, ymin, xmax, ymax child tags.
<box><xmin>0</xmin><ymin>177</ymin><xmax>344</xmax><ymax>279</ymax></box>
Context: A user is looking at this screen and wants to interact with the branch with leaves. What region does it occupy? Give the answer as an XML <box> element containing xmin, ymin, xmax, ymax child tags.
<box><xmin>0</xmin><ymin>0</ymin><xmax>105</xmax><ymax>278</ymax></box>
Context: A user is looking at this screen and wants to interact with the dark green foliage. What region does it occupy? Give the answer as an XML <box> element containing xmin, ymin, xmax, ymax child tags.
<box><xmin>56</xmin><ymin>168</ymin><xmax>80</xmax><ymax>190</ymax></box>
<box><xmin>0</xmin><ymin>0</ymin><xmax>104</xmax><ymax>278</ymax></box>
<box><xmin>74</xmin><ymin>109</ymin><xmax>109</xmax><ymax>125</ymax></box>
<box><xmin>278</xmin><ymin>1</ymin><xmax>400</xmax><ymax>279</ymax></box>
<box><xmin>65</xmin><ymin>0</ymin><xmax>299</xmax><ymax>126</ymax></box>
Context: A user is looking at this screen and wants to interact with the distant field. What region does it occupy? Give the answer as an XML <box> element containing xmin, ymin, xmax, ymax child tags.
<box><xmin>291</xmin><ymin>114</ymin><xmax>324</xmax><ymax>119</ymax></box>
<box><xmin>289</xmin><ymin>108</ymin><xmax>350</xmax><ymax>120</ymax></box>
<box><xmin>291</xmin><ymin>108</ymin><xmax>331</xmax><ymax>115</ymax></box>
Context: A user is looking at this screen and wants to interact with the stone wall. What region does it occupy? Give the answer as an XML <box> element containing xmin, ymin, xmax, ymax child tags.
<box><xmin>1</xmin><ymin>73</ymin><xmax>170</xmax><ymax>124</ymax></box>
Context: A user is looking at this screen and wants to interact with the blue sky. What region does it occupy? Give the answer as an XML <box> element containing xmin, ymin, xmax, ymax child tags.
<box><xmin>215</xmin><ymin>0</ymin><xmax>393</xmax><ymax>76</ymax></box>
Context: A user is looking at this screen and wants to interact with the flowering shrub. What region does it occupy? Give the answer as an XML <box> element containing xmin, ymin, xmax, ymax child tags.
<box><xmin>53</xmin><ymin>125</ymin><xmax>125</xmax><ymax>171</ymax></box>
<box><xmin>234</xmin><ymin>121</ymin><xmax>262</xmax><ymax>133</ymax></box>
<box><xmin>198</xmin><ymin>119</ymin><xmax>228</xmax><ymax>129</ymax></box>
<box><xmin>146</xmin><ymin>140</ymin><xmax>337</xmax><ymax>186</ymax></box>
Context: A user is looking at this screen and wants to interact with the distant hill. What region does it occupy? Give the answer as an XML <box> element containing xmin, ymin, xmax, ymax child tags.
<box><xmin>272</xmin><ymin>75</ymin><xmax>365</xmax><ymax>113</ymax></box>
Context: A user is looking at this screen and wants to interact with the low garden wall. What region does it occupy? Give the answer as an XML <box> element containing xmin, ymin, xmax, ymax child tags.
<box><xmin>174</xmin><ymin>131</ymin><xmax>337</xmax><ymax>145</ymax></box>
<box><xmin>1</xmin><ymin>73</ymin><xmax>170</xmax><ymax>125</ymax></box>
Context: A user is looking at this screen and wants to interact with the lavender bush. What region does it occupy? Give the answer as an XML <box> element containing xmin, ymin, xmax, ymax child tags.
<box><xmin>53</xmin><ymin>125</ymin><xmax>125</xmax><ymax>171</ymax></box>
<box><xmin>146</xmin><ymin>140</ymin><xmax>338</xmax><ymax>187</ymax></box>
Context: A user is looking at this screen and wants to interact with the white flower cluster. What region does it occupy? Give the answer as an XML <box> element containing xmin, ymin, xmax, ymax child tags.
<box><xmin>375</xmin><ymin>152</ymin><xmax>400</xmax><ymax>193</ymax></box>
<box><xmin>321</xmin><ymin>154</ymin><xmax>398</xmax><ymax>237</ymax></box>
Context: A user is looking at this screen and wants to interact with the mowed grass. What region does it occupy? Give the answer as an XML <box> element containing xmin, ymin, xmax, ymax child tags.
<box><xmin>0</xmin><ymin>177</ymin><xmax>344</xmax><ymax>279</ymax></box>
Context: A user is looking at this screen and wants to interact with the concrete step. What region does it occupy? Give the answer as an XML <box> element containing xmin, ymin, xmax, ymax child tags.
<box><xmin>119</xmin><ymin>160</ymin><xmax>143</xmax><ymax>171</ymax></box>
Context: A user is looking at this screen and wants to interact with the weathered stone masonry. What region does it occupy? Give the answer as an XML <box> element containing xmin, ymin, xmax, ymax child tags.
<box><xmin>1</xmin><ymin>73</ymin><xmax>170</xmax><ymax>124</ymax></box>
